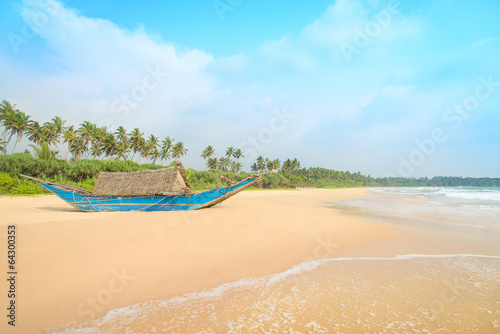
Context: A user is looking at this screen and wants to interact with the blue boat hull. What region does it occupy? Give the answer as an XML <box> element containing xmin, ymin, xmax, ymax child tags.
<box><xmin>42</xmin><ymin>177</ymin><xmax>260</xmax><ymax>212</ymax></box>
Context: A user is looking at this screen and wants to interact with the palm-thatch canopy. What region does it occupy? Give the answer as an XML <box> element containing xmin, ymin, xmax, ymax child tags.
<box><xmin>92</xmin><ymin>162</ymin><xmax>192</xmax><ymax>197</ymax></box>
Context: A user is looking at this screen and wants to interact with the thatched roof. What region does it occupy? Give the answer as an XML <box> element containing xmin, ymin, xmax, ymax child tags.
<box><xmin>92</xmin><ymin>162</ymin><xmax>192</xmax><ymax>197</ymax></box>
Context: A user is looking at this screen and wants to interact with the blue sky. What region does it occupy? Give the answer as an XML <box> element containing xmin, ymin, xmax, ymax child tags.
<box><xmin>0</xmin><ymin>0</ymin><xmax>499</xmax><ymax>177</ymax></box>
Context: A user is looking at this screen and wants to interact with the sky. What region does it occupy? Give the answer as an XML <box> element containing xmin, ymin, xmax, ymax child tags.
<box><xmin>0</xmin><ymin>0</ymin><xmax>499</xmax><ymax>177</ymax></box>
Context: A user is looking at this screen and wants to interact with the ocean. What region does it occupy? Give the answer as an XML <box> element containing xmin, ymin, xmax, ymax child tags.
<box><xmin>45</xmin><ymin>187</ymin><xmax>500</xmax><ymax>333</ymax></box>
<box><xmin>333</xmin><ymin>186</ymin><xmax>500</xmax><ymax>230</ymax></box>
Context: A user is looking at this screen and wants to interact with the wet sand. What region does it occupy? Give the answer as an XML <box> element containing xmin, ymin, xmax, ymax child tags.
<box><xmin>57</xmin><ymin>255</ymin><xmax>499</xmax><ymax>333</ymax></box>
<box><xmin>0</xmin><ymin>189</ymin><xmax>499</xmax><ymax>333</ymax></box>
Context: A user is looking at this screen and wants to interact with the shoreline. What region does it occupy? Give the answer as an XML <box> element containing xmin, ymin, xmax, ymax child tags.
<box><xmin>1</xmin><ymin>188</ymin><xmax>499</xmax><ymax>333</ymax></box>
<box><xmin>44</xmin><ymin>254</ymin><xmax>500</xmax><ymax>333</ymax></box>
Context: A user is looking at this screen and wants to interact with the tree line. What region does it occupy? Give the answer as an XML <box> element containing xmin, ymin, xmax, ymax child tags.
<box><xmin>0</xmin><ymin>100</ymin><xmax>187</xmax><ymax>163</ymax></box>
<box><xmin>200</xmin><ymin>145</ymin><xmax>244</xmax><ymax>173</ymax></box>
<box><xmin>2</xmin><ymin>99</ymin><xmax>499</xmax><ymax>189</ymax></box>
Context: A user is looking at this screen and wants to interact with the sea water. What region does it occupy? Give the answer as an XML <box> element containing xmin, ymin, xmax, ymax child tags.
<box><xmin>334</xmin><ymin>186</ymin><xmax>500</xmax><ymax>230</ymax></box>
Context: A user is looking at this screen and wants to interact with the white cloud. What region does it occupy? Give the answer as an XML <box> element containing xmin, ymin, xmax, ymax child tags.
<box><xmin>3</xmin><ymin>0</ymin><xmax>215</xmax><ymax>134</ymax></box>
<box><xmin>259</xmin><ymin>35</ymin><xmax>316</xmax><ymax>71</ymax></box>
<box><xmin>259</xmin><ymin>0</ymin><xmax>423</xmax><ymax>67</ymax></box>
<box><xmin>301</xmin><ymin>0</ymin><xmax>370</xmax><ymax>48</ymax></box>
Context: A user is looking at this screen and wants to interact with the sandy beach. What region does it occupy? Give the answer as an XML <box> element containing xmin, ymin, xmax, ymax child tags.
<box><xmin>1</xmin><ymin>188</ymin><xmax>499</xmax><ymax>333</ymax></box>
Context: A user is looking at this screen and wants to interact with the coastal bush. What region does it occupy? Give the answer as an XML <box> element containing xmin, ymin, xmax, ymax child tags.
<box><xmin>189</xmin><ymin>170</ymin><xmax>232</xmax><ymax>190</ymax></box>
<box><xmin>9</xmin><ymin>183</ymin><xmax>38</xmax><ymax>194</ymax></box>
<box><xmin>0</xmin><ymin>173</ymin><xmax>14</xmax><ymax>193</ymax></box>
<box><xmin>0</xmin><ymin>172</ymin><xmax>45</xmax><ymax>195</ymax></box>
<box><xmin>259</xmin><ymin>173</ymin><xmax>290</xmax><ymax>189</ymax></box>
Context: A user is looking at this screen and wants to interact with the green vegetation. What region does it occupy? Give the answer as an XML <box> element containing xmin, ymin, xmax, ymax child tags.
<box><xmin>375</xmin><ymin>176</ymin><xmax>500</xmax><ymax>187</ymax></box>
<box><xmin>1</xmin><ymin>153</ymin><xmax>498</xmax><ymax>196</ymax></box>
<box><xmin>0</xmin><ymin>172</ymin><xmax>40</xmax><ymax>195</ymax></box>
<box><xmin>1</xmin><ymin>99</ymin><xmax>499</xmax><ymax>195</ymax></box>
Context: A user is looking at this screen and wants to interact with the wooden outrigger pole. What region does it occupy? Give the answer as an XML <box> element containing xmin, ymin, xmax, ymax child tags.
<box><xmin>20</xmin><ymin>174</ymin><xmax>92</xmax><ymax>196</ymax></box>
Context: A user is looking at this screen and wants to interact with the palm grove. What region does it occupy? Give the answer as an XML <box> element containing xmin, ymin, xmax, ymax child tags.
<box><xmin>0</xmin><ymin>100</ymin><xmax>189</xmax><ymax>163</ymax></box>
<box><xmin>0</xmin><ymin>99</ymin><xmax>296</xmax><ymax>174</ymax></box>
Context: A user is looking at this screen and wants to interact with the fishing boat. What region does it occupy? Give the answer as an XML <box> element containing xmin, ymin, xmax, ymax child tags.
<box><xmin>21</xmin><ymin>162</ymin><xmax>264</xmax><ymax>212</ymax></box>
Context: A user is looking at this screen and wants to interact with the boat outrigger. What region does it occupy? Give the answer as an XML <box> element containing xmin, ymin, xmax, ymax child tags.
<box><xmin>21</xmin><ymin>162</ymin><xmax>265</xmax><ymax>212</ymax></box>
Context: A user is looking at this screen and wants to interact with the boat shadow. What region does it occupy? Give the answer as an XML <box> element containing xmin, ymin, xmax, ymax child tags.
<box><xmin>38</xmin><ymin>206</ymin><xmax>82</xmax><ymax>212</ymax></box>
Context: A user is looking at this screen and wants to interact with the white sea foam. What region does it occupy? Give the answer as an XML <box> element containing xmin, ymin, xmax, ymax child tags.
<box><xmin>162</xmin><ymin>277</ymin><xmax>265</xmax><ymax>306</ymax></box>
<box><xmin>262</xmin><ymin>254</ymin><xmax>500</xmax><ymax>285</ymax></box>
<box><xmin>50</xmin><ymin>253</ymin><xmax>500</xmax><ymax>333</ymax></box>
<box><xmin>437</xmin><ymin>188</ymin><xmax>500</xmax><ymax>201</ymax></box>
<box><xmin>365</xmin><ymin>187</ymin><xmax>500</xmax><ymax>229</ymax></box>
<box><xmin>266</xmin><ymin>259</ymin><xmax>323</xmax><ymax>284</ymax></box>
<box><xmin>376</xmin><ymin>186</ymin><xmax>500</xmax><ymax>202</ymax></box>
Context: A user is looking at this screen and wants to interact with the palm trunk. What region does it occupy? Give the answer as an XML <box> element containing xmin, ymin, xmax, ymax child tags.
<box><xmin>64</xmin><ymin>143</ymin><xmax>70</xmax><ymax>160</ymax></box>
<box><xmin>17</xmin><ymin>134</ymin><xmax>24</xmax><ymax>153</ymax></box>
<box><xmin>11</xmin><ymin>136</ymin><xmax>19</xmax><ymax>153</ymax></box>
<box><xmin>5</xmin><ymin>131</ymin><xmax>15</xmax><ymax>148</ymax></box>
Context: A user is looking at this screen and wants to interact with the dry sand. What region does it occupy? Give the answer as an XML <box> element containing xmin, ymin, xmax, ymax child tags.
<box><xmin>0</xmin><ymin>189</ymin><xmax>499</xmax><ymax>333</ymax></box>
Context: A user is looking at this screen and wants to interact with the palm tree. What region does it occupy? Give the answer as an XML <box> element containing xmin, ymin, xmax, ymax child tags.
<box><xmin>291</xmin><ymin>158</ymin><xmax>300</xmax><ymax>172</ymax></box>
<box><xmin>201</xmin><ymin>145</ymin><xmax>215</xmax><ymax>170</ymax></box>
<box><xmin>282</xmin><ymin>158</ymin><xmax>301</xmax><ymax>175</ymax></box>
<box><xmin>274</xmin><ymin>158</ymin><xmax>281</xmax><ymax>171</ymax></box>
<box><xmin>231</xmin><ymin>161</ymin><xmax>242</xmax><ymax>174</ymax></box>
<box><xmin>160</xmin><ymin>136</ymin><xmax>174</xmax><ymax>165</ymax></box>
<box><xmin>233</xmin><ymin>148</ymin><xmax>244</xmax><ymax>160</ymax></box>
<box><xmin>256</xmin><ymin>156</ymin><xmax>266</xmax><ymax>173</ymax></box>
<box><xmin>0</xmin><ymin>100</ymin><xmax>16</xmax><ymax>150</ymax></box>
<box><xmin>51</xmin><ymin>116</ymin><xmax>66</xmax><ymax>151</ymax></box>
<box><xmin>150</xmin><ymin>148</ymin><xmax>161</xmax><ymax>164</ymax></box>
<box><xmin>91</xmin><ymin>126</ymin><xmax>108</xmax><ymax>159</ymax></box>
<box><xmin>129</xmin><ymin>128</ymin><xmax>144</xmax><ymax>161</ymax></box>
<box><xmin>41</xmin><ymin>122</ymin><xmax>58</xmax><ymax>148</ymax></box>
<box><xmin>136</xmin><ymin>137</ymin><xmax>147</xmax><ymax>163</ymax></box>
<box><xmin>115</xmin><ymin>126</ymin><xmax>128</xmax><ymax>143</ymax></box>
<box><xmin>218</xmin><ymin>157</ymin><xmax>231</xmax><ymax>172</ymax></box>
<box><xmin>62</xmin><ymin>125</ymin><xmax>77</xmax><ymax>160</ymax></box>
<box><xmin>0</xmin><ymin>103</ymin><xmax>29</xmax><ymax>153</ymax></box>
<box><xmin>250</xmin><ymin>163</ymin><xmax>258</xmax><ymax>173</ymax></box>
<box><xmin>77</xmin><ymin>121</ymin><xmax>96</xmax><ymax>157</ymax></box>
<box><xmin>207</xmin><ymin>157</ymin><xmax>218</xmax><ymax>170</ymax></box>
<box><xmin>69</xmin><ymin>138</ymin><xmax>85</xmax><ymax>161</ymax></box>
<box><xmin>10</xmin><ymin>110</ymin><xmax>31</xmax><ymax>153</ymax></box>
<box><xmin>267</xmin><ymin>158</ymin><xmax>281</xmax><ymax>172</ymax></box>
<box><xmin>102</xmin><ymin>133</ymin><xmax>118</xmax><ymax>159</ymax></box>
<box><xmin>30</xmin><ymin>142</ymin><xmax>57</xmax><ymax>161</ymax></box>
<box><xmin>114</xmin><ymin>126</ymin><xmax>129</xmax><ymax>160</ymax></box>
<box><xmin>143</xmin><ymin>134</ymin><xmax>159</xmax><ymax>163</ymax></box>
<box><xmin>226</xmin><ymin>146</ymin><xmax>235</xmax><ymax>160</ymax></box>
<box><xmin>160</xmin><ymin>148</ymin><xmax>170</xmax><ymax>164</ymax></box>
<box><xmin>27</xmin><ymin>120</ymin><xmax>43</xmax><ymax>145</ymax></box>
<box><xmin>115</xmin><ymin>140</ymin><xmax>130</xmax><ymax>160</ymax></box>
<box><xmin>172</xmin><ymin>141</ymin><xmax>187</xmax><ymax>161</ymax></box>
<box><xmin>148</xmin><ymin>134</ymin><xmax>159</xmax><ymax>150</ymax></box>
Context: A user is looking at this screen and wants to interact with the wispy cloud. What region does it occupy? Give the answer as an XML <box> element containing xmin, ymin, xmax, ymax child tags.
<box><xmin>4</xmin><ymin>0</ymin><xmax>214</xmax><ymax>131</ymax></box>
<box><xmin>260</xmin><ymin>0</ymin><xmax>423</xmax><ymax>67</ymax></box>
